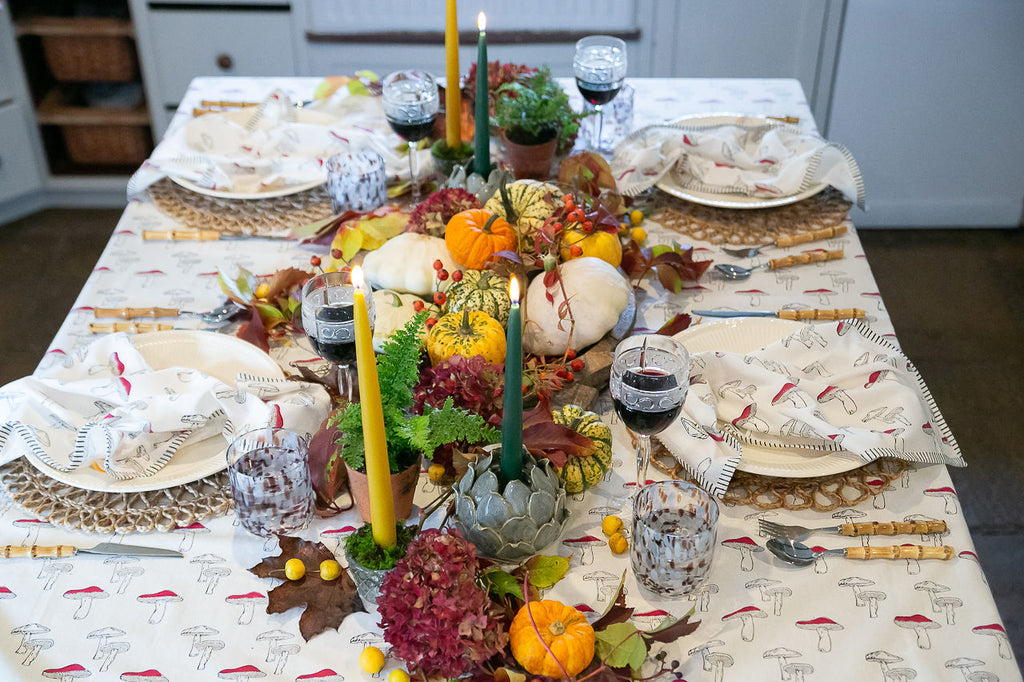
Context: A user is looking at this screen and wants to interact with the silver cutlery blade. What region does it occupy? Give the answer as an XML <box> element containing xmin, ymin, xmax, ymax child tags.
<box><xmin>691</xmin><ymin>309</ymin><xmax>778</xmax><ymax>318</ymax></box>
<box><xmin>81</xmin><ymin>543</ymin><xmax>183</xmax><ymax>558</ymax></box>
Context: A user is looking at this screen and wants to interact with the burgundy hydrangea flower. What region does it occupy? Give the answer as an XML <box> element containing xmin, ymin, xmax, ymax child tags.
<box><xmin>406</xmin><ymin>188</ymin><xmax>480</xmax><ymax>236</ymax></box>
<box><xmin>377</xmin><ymin>528</ymin><xmax>507</xmax><ymax>679</ymax></box>
<box><xmin>413</xmin><ymin>354</ymin><xmax>504</xmax><ymax>427</ymax></box>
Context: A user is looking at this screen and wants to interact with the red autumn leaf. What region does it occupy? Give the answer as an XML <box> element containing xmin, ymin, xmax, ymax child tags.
<box><xmin>249</xmin><ymin>536</ymin><xmax>361</xmax><ymax>641</ymax></box>
<box><xmin>642</xmin><ymin>612</ymin><xmax>701</xmax><ymax>644</ymax></box>
<box><xmin>521</xmin><ymin>397</ymin><xmax>595</xmax><ymax>468</ymax></box>
<box><xmin>237</xmin><ymin>306</ymin><xmax>270</xmax><ymax>353</ymax></box>
<box><xmin>590</xmin><ymin>574</ymin><xmax>634</xmax><ymax>630</ymax></box>
<box><xmin>306</xmin><ymin>407</ymin><xmax>353</xmax><ymax>515</ymax></box>
<box><xmin>656</xmin><ymin>314</ymin><xmax>692</xmax><ymax>336</ymax></box>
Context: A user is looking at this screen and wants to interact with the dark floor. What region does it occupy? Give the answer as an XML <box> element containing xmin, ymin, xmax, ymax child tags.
<box><xmin>2</xmin><ymin>210</ymin><xmax>1023</xmax><ymax>660</ymax></box>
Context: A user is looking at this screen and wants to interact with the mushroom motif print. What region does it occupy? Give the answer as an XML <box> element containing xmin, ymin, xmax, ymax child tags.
<box><xmin>119</xmin><ymin>671</ymin><xmax>168</xmax><ymax>682</ymax></box>
<box><xmin>64</xmin><ymin>586</ymin><xmax>108</xmax><ymax>620</ymax></box>
<box><xmin>894</xmin><ymin>614</ymin><xmax>940</xmax><ymax>649</ymax></box>
<box><xmin>795</xmin><ymin>617</ymin><xmax>842</xmax><ymax>652</ymax></box>
<box><xmin>865</xmin><ymin>650</ymin><xmax>903</xmax><ymax>678</ymax></box>
<box><xmin>137</xmin><ymin>590</ymin><xmax>182</xmax><ymax>624</ymax></box>
<box><xmin>722</xmin><ymin>606</ymin><xmax>767</xmax><ymax>642</ymax></box>
<box><xmin>217</xmin><ymin>664</ymin><xmax>266</xmax><ymax>681</ymax></box>
<box><xmin>41</xmin><ymin>663</ymin><xmax>92</xmax><ymax>681</ymax></box>
<box><xmin>763</xmin><ymin>647</ymin><xmax>802</xmax><ymax>679</ymax></box>
<box><xmin>972</xmin><ymin>623</ymin><xmax>1013</xmax><ymax>659</ymax></box>
<box><xmin>721</xmin><ymin>537</ymin><xmax>763</xmax><ymax>571</ymax></box>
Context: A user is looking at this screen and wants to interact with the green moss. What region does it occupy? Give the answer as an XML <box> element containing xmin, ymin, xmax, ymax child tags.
<box><xmin>344</xmin><ymin>523</ymin><xmax>418</xmax><ymax>571</ymax></box>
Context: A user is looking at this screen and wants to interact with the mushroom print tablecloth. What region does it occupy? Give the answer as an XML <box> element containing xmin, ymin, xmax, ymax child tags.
<box><xmin>0</xmin><ymin>78</ymin><xmax>1019</xmax><ymax>682</ymax></box>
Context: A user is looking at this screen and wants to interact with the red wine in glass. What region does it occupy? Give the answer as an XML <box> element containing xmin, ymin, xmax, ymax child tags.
<box><xmin>307</xmin><ymin>304</ymin><xmax>356</xmax><ymax>366</ymax></box>
<box><xmin>386</xmin><ymin>117</ymin><xmax>434</xmax><ymax>142</ymax></box>
<box><xmin>576</xmin><ymin>80</ymin><xmax>622</xmax><ymax>106</ymax></box>
<box><xmin>613</xmin><ymin>368</ymin><xmax>682</xmax><ymax>435</ymax></box>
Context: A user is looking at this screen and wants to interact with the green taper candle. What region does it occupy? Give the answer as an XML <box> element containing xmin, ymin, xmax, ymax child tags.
<box><xmin>473</xmin><ymin>12</ymin><xmax>490</xmax><ymax>178</ymax></box>
<box><xmin>499</xmin><ymin>275</ymin><xmax>522</xmax><ymax>483</ymax></box>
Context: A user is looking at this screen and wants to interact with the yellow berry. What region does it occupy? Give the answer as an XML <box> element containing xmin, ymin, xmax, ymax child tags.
<box><xmin>284</xmin><ymin>558</ymin><xmax>306</xmax><ymax>581</ymax></box>
<box><xmin>609</xmin><ymin>532</ymin><xmax>629</xmax><ymax>554</ymax></box>
<box><xmin>388</xmin><ymin>670</ymin><xmax>411</xmax><ymax>682</ymax></box>
<box><xmin>630</xmin><ymin>227</ymin><xmax>647</xmax><ymax>244</ymax></box>
<box><xmin>319</xmin><ymin>559</ymin><xmax>341</xmax><ymax>581</ymax></box>
<box><xmin>618</xmin><ymin>222</ymin><xmax>630</xmax><ymax>235</ymax></box>
<box><xmin>427</xmin><ymin>463</ymin><xmax>447</xmax><ymax>483</ymax></box>
<box><xmin>601</xmin><ymin>515</ymin><xmax>624</xmax><ymax>537</ymax></box>
<box><xmin>359</xmin><ymin>646</ymin><xmax>386</xmax><ymax>674</ymax></box>
<box><xmin>629</xmin><ymin>209</ymin><xmax>644</xmax><ymax>227</ymax></box>
<box><xmin>254</xmin><ymin>284</ymin><xmax>270</xmax><ymax>299</ymax></box>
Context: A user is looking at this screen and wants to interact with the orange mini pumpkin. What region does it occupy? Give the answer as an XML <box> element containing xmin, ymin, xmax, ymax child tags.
<box><xmin>445</xmin><ymin>209</ymin><xmax>517</xmax><ymax>270</ymax></box>
<box><xmin>510</xmin><ymin>599</ymin><xmax>596</xmax><ymax>678</ymax></box>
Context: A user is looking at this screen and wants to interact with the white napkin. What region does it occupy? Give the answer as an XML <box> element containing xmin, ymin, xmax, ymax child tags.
<box><xmin>0</xmin><ymin>334</ymin><xmax>330</xmax><ymax>480</ymax></box>
<box><xmin>127</xmin><ymin>89</ymin><xmax>417</xmax><ymax>199</ymax></box>
<box><xmin>611</xmin><ymin>120</ymin><xmax>865</xmax><ymax>209</ymax></box>
<box><xmin>658</xmin><ymin>321</ymin><xmax>964</xmax><ymax>496</ymax></box>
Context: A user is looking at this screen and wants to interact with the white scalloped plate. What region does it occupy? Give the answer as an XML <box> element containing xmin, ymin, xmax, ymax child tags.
<box><xmin>673</xmin><ymin>318</ymin><xmax>865</xmax><ymax>477</ymax></box>
<box><xmin>655</xmin><ymin>114</ymin><xmax>828</xmax><ymax>209</ymax></box>
<box><xmin>23</xmin><ymin>331</ymin><xmax>284</xmax><ymax>493</ymax></box>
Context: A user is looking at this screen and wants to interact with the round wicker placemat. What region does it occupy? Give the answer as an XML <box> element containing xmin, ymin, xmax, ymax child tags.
<box><xmin>649</xmin><ymin>442</ymin><xmax>911</xmax><ymax>511</ymax></box>
<box><xmin>148</xmin><ymin>178</ymin><xmax>333</xmax><ymax>236</ymax></box>
<box><xmin>0</xmin><ymin>459</ymin><xmax>233</xmax><ymax>534</ymax></box>
<box><xmin>650</xmin><ymin>187</ymin><xmax>852</xmax><ymax>245</ymax></box>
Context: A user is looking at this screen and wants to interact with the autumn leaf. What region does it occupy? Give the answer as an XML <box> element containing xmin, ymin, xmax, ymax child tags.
<box><xmin>249</xmin><ymin>536</ymin><xmax>361</xmax><ymax>641</ymax></box>
<box><xmin>264</xmin><ymin>268</ymin><xmax>312</xmax><ymax>300</ymax></box>
<box><xmin>595</xmin><ymin>622</ymin><xmax>646</xmax><ymax>671</ymax></box>
<box><xmin>481</xmin><ymin>568</ymin><xmax>523</xmax><ymax>601</ymax></box>
<box><xmin>656</xmin><ymin>313</ymin><xmax>692</xmax><ymax>336</ymax></box>
<box><xmin>237</xmin><ymin>306</ymin><xmax>270</xmax><ymax>353</ymax></box>
<box><xmin>642</xmin><ymin>611</ymin><xmax>701</xmax><ymax>644</ymax></box>
<box><xmin>621</xmin><ymin>240</ymin><xmax>713</xmax><ymax>291</ymax></box>
<box><xmin>521</xmin><ymin>555</ymin><xmax>570</xmax><ymax>589</ymax></box>
<box><xmin>521</xmin><ymin>397</ymin><xmax>594</xmax><ymax>467</ymax></box>
<box><xmin>590</xmin><ymin>572</ymin><xmax>633</xmax><ymax>630</ymax></box>
<box><xmin>306</xmin><ymin>407</ymin><xmax>352</xmax><ymax>514</ymax></box>
<box><xmin>329</xmin><ymin>225</ymin><xmax>364</xmax><ymax>266</ymax></box>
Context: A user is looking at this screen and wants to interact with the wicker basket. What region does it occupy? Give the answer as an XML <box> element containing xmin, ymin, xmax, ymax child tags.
<box><xmin>62</xmin><ymin>124</ymin><xmax>150</xmax><ymax>165</ymax></box>
<box><xmin>42</xmin><ymin>34</ymin><xmax>138</xmax><ymax>82</ymax></box>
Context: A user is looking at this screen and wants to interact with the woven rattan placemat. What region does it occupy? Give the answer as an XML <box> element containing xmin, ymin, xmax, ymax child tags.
<box><xmin>651</xmin><ymin>187</ymin><xmax>852</xmax><ymax>245</ymax></box>
<box><xmin>0</xmin><ymin>459</ymin><xmax>232</xmax><ymax>534</ymax></box>
<box><xmin>148</xmin><ymin>178</ymin><xmax>333</xmax><ymax>236</ymax></box>
<box><xmin>650</xmin><ymin>442</ymin><xmax>911</xmax><ymax>511</ymax></box>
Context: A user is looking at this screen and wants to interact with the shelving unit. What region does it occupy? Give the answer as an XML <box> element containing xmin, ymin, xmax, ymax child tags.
<box><xmin>12</xmin><ymin>2</ymin><xmax>153</xmax><ymax>177</ymax></box>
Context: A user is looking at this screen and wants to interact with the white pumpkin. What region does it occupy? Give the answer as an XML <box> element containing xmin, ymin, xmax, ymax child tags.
<box><xmin>362</xmin><ymin>232</ymin><xmax>458</xmax><ymax>295</ymax></box>
<box><xmin>371</xmin><ymin>290</ymin><xmax>435</xmax><ymax>351</ymax></box>
<box><xmin>523</xmin><ymin>257</ymin><xmax>630</xmax><ymax>355</ymax></box>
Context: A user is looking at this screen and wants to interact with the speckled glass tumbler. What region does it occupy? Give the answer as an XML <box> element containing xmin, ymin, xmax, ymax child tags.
<box><xmin>326</xmin><ymin>151</ymin><xmax>387</xmax><ymax>214</ymax></box>
<box><xmin>631</xmin><ymin>480</ymin><xmax>718</xmax><ymax>598</ymax></box>
<box><xmin>226</xmin><ymin>428</ymin><xmax>313</xmax><ymax>538</ymax></box>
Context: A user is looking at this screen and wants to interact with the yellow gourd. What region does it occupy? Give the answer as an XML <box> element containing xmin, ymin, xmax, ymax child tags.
<box><xmin>560</xmin><ymin>227</ymin><xmax>623</xmax><ymax>268</ymax></box>
<box><xmin>426</xmin><ymin>308</ymin><xmax>506</xmax><ymax>366</ymax></box>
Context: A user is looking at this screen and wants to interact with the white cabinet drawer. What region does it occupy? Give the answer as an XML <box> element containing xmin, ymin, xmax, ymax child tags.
<box><xmin>0</xmin><ymin>103</ymin><xmax>44</xmax><ymax>202</ymax></box>
<box><xmin>146</xmin><ymin>8</ymin><xmax>296</xmax><ymax>104</ymax></box>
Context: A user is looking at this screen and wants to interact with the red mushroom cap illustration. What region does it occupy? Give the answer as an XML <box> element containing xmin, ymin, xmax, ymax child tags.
<box><xmin>42</xmin><ymin>664</ymin><xmax>91</xmax><ymax>678</ymax></box>
<box><xmin>972</xmin><ymin>623</ymin><xmax>1006</xmax><ymax>634</ymax></box>
<box><xmin>817</xmin><ymin>386</ymin><xmax>839</xmax><ymax>402</ymax></box>
<box><xmin>772</xmin><ymin>383</ymin><xmax>800</xmax><ymax>405</ymax></box>
<box><xmin>295</xmin><ymin>671</ymin><xmax>344</xmax><ymax>681</ymax></box>
<box><xmin>64</xmin><ymin>586</ymin><xmax>106</xmax><ymax>597</ymax></box>
<box><xmin>895</xmin><ymin>614</ymin><xmax>938</xmax><ymax>627</ymax></box>
<box><xmin>119</xmin><ymin>671</ymin><xmax>167</xmax><ymax>681</ymax></box>
<box><xmin>563</xmin><ymin>535</ymin><xmax>603</xmax><ymax>545</ymax></box>
<box><xmin>218</xmin><ymin>664</ymin><xmax>265</xmax><ymax>679</ymax></box>
<box><xmin>723</xmin><ymin>606</ymin><xmax>766</xmax><ymax>620</ymax></box>
<box><xmin>573</xmin><ymin>603</ymin><xmax>596</xmax><ymax>614</ymax></box>
<box><xmin>138</xmin><ymin>590</ymin><xmax>181</xmax><ymax>600</ymax></box>
<box><xmin>226</xmin><ymin>592</ymin><xmax>265</xmax><ymax>602</ymax></box>
<box><xmin>721</xmin><ymin>537</ymin><xmax>761</xmax><ymax>549</ymax></box>
<box><xmin>176</xmin><ymin>523</ymin><xmax>208</xmax><ymax>531</ymax></box>
<box><xmin>796</xmin><ymin>617</ymin><xmax>841</xmax><ymax>628</ymax></box>
<box><xmin>0</xmin><ymin>586</ymin><xmax>14</xmax><ymax>598</ymax></box>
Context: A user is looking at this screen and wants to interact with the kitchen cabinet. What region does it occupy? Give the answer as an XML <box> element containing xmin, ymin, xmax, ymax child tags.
<box><xmin>826</xmin><ymin>0</ymin><xmax>1024</xmax><ymax>227</ymax></box>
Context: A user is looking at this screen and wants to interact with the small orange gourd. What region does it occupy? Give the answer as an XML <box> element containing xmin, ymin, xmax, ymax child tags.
<box><xmin>445</xmin><ymin>209</ymin><xmax>517</xmax><ymax>270</ymax></box>
<box><xmin>510</xmin><ymin>599</ymin><xmax>596</xmax><ymax>678</ymax></box>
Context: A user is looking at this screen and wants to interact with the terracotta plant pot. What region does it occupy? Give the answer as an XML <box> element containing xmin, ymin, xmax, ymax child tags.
<box><xmin>500</xmin><ymin>130</ymin><xmax>558</xmax><ymax>180</ymax></box>
<box><xmin>345</xmin><ymin>462</ymin><xmax>420</xmax><ymax>523</ymax></box>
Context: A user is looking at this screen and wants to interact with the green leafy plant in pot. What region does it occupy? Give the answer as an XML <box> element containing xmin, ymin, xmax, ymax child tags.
<box><xmin>329</xmin><ymin>312</ymin><xmax>499</xmax><ymax>527</ymax></box>
<box><xmin>491</xmin><ymin>67</ymin><xmax>585</xmax><ymax>179</ymax></box>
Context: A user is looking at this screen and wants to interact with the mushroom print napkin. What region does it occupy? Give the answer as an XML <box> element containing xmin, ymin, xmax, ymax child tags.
<box><xmin>127</xmin><ymin>89</ymin><xmax>416</xmax><ymax>199</ymax></box>
<box><xmin>0</xmin><ymin>334</ymin><xmax>329</xmax><ymax>480</ymax></box>
<box><xmin>610</xmin><ymin>119</ymin><xmax>866</xmax><ymax>209</ymax></box>
<box><xmin>658</xmin><ymin>321</ymin><xmax>964</xmax><ymax>495</ymax></box>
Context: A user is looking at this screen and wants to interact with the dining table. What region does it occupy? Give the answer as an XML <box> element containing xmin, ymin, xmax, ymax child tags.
<box><xmin>1</xmin><ymin>75</ymin><xmax>1020</xmax><ymax>682</ymax></box>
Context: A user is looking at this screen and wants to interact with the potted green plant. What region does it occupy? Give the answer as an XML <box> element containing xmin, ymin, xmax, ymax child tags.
<box><xmin>491</xmin><ymin>67</ymin><xmax>585</xmax><ymax>179</ymax></box>
<box><xmin>328</xmin><ymin>313</ymin><xmax>499</xmax><ymax>523</ymax></box>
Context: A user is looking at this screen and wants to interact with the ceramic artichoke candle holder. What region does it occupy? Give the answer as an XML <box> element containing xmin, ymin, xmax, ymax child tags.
<box><xmin>452</xmin><ymin>449</ymin><xmax>568</xmax><ymax>563</ymax></box>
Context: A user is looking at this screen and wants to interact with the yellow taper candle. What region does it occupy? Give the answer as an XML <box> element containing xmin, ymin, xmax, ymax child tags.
<box><xmin>350</xmin><ymin>266</ymin><xmax>396</xmax><ymax>548</ymax></box>
<box><xmin>444</xmin><ymin>0</ymin><xmax>461</xmax><ymax>147</ymax></box>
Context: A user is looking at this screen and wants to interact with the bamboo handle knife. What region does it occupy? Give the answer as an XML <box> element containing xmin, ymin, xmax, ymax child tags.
<box><xmin>768</xmin><ymin>249</ymin><xmax>844</xmax><ymax>270</ymax></box>
<box><xmin>776</xmin><ymin>225</ymin><xmax>847</xmax><ymax>248</ymax></box>
<box><xmin>89</xmin><ymin>322</ymin><xmax>175</xmax><ymax>334</ymax></box>
<box><xmin>94</xmin><ymin>307</ymin><xmax>180</xmax><ymax>319</ymax></box>
<box><xmin>777</xmin><ymin>308</ymin><xmax>865</xmax><ymax>321</ymax></box>
<box><xmin>143</xmin><ymin>230</ymin><xmax>222</xmax><ymax>241</ymax></box>
<box><xmin>3</xmin><ymin>545</ymin><xmax>80</xmax><ymax>559</ymax></box>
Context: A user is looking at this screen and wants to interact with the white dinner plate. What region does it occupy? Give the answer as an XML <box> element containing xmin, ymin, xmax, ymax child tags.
<box><xmin>673</xmin><ymin>318</ymin><xmax>865</xmax><ymax>478</ymax></box>
<box><xmin>169</xmin><ymin>108</ymin><xmax>336</xmax><ymax>200</ymax></box>
<box><xmin>655</xmin><ymin>114</ymin><xmax>829</xmax><ymax>209</ymax></box>
<box><xmin>23</xmin><ymin>331</ymin><xmax>284</xmax><ymax>493</ymax></box>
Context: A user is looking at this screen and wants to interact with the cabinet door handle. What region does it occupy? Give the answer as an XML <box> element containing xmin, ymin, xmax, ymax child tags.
<box><xmin>216</xmin><ymin>54</ymin><xmax>234</xmax><ymax>70</ymax></box>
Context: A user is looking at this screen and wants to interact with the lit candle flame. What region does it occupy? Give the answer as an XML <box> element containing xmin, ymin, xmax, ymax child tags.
<box><xmin>478</xmin><ymin>11</ymin><xmax>486</xmax><ymax>32</ymax></box>
<box><xmin>509</xmin><ymin>275</ymin><xmax>519</xmax><ymax>304</ymax></box>
<box><xmin>350</xmin><ymin>265</ymin><xmax>364</xmax><ymax>290</ymax></box>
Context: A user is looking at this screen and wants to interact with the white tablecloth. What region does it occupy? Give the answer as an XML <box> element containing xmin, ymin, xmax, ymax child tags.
<box><xmin>0</xmin><ymin>77</ymin><xmax>1018</xmax><ymax>682</ymax></box>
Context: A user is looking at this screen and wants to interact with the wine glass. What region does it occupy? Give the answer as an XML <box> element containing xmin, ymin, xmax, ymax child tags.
<box><xmin>573</xmin><ymin>35</ymin><xmax>627</xmax><ymax>153</ymax></box>
<box><xmin>301</xmin><ymin>271</ymin><xmax>375</xmax><ymax>402</ymax></box>
<box><xmin>609</xmin><ymin>335</ymin><xmax>690</xmax><ymax>488</ymax></box>
<box><xmin>382</xmin><ymin>70</ymin><xmax>440</xmax><ymax>201</ymax></box>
